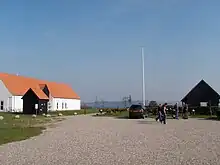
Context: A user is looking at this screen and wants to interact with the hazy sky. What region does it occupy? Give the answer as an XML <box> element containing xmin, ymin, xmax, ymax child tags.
<box><xmin>0</xmin><ymin>0</ymin><xmax>220</xmax><ymax>102</ymax></box>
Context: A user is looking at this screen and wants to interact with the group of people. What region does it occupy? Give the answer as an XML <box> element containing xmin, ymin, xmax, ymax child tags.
<box><xmin>155</xmin><ymin>103</ymin><xmax>168</xmax><ymax>124</ymax></box>
<box><xmin>155</xmin><ymin>102</ymin><xmax>190</xmax><ymax>124</ymax></box>
<box><xmin>155</xmin><ymin>103</ymin><xmax>180</xmax><ymax>124</ymax></box>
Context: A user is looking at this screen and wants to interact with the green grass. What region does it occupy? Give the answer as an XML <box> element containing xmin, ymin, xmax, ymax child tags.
<box><xmin>103</xmin><ymin>111</ymin><xmax>129</xmax><ymax>117</ymax></box>
<box><xmin>94</xmin><ymin>110</ymin><xmax>130</xmax><ymax>119</ymax></box>
<box><xmin>0</xmin><ymin>127</ymin><xmax>44</xmax><ymax>144</ymax></box>
<box><xmin>49</xmin><ymin>109</ymin><xmax>98</xmax><ymax>116</ymax></box>
<box><xmin>0</xmin><ymin>109</ymin><xmax>97</xmax><ymax>145</ymax></box>
<box><xmin>0</xmin><ymin>112</ymin><xmax>63</xmax><ymax>145</ymax></box>
<box><xmin>189</xmin><ymin>114</ymin><xmax>218</xmax><ymax>120</ymax></box>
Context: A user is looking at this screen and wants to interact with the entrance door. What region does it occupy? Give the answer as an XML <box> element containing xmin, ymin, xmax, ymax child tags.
<box><xmin>38</xmin><ymin>100</ymin><xmax>48</xmax><ymax>114</ymax></box>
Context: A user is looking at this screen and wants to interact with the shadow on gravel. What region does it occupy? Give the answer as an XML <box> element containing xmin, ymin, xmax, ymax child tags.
<box><xmin>114</xmin><ymin>116</ymin><xmax>129</xmax><ymax>119</ymax></box>
<box><xmin>91</xmin><ymin>114</ymin><xmax>106</xmax><ymax>117</ymax></box>
<box><xmin>196</xmin><ymin>117</ymin><xmax>219</xmax><ymax>121</ymax></box>
<box><xmin>136</xmin><ymin>120</ymin><xmax>157</xmax><ymax>124</ymax></box>
<box><xmin>91</xmin><ymin>113</ymin><xmax>130</xmax><ymax>119</ymax></box>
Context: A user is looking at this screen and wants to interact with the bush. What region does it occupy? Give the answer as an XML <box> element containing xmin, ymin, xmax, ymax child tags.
<box><xmin>151</xmin><ymin>107</ymin><xmax>158</xmax><ymax>115</ymax></box>
<box><xmin>195</xmin><ymin>107</ymin><xmax>210</xmax><ymax>115</ymax></box>
<box><xmin>216</xmin><ymin>109</ymin><xmax>220</xmax><ymax>120</ymax></box>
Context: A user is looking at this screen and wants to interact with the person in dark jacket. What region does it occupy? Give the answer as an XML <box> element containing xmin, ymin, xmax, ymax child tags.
<box><xmin>161</xmin><ymin>103</ymin><xmax>167</xmax><ymax>124</ymax></box>
<box><xmin>155</xmin><ymin>104</ymin><xmax>162</xmax><ymax>122</ymax></box>
<box><xmin>174</xmin><ymin>103</ymin><xmax>179</xmax><ymax>120</ymax></box>
<box><xmin>182</xmin><ymin>104</ymin><xmax>188</xmax><ymax>119</ymax></box>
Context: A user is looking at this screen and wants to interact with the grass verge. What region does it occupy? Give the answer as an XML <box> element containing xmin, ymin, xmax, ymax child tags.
<box><xmin>49</xmin><ymin>109</ymin><xmax>98</xmax><ymax>116</ymax></box>
<box><xmin>0</xmin><ymin>112</ymin><xmax>63</xmax><ymax>145</ymax></box>
<box><xmin>0</xmin><ymin>109</ymin><xmax>97</xmax><ymax>145</ymax></box>
<box><xmin>189</xmin><ymin>114</ymin><xmax>218</xmax><ymax>120</ymax></box>
<box><xmin>94</xmin><ymin>111</ymin><xmax>129</xmax><ymax>118</ymax></box>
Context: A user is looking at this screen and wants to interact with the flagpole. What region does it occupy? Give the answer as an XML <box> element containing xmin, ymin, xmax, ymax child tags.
<box><xmin>141</xmin><ymin>47</ymin><xmax>146</xmax><ymax>106</ymax></box>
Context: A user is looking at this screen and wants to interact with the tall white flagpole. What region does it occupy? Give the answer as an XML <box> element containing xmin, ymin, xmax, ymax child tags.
<box><xmin>141</xmin><ymin>47</ymin><xmax>146</xmax><ymax>106</ymax></box>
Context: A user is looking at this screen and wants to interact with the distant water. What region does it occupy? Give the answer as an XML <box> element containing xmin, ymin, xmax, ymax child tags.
<box><xmin>85</xmin><ymin>100</ymin><xmax>180</xmax><ymax>109</ymax></box>
<box><xmin>85</xmin><ymin>101</ymin><xmax>143</xmax><ymax>109</ymax></box>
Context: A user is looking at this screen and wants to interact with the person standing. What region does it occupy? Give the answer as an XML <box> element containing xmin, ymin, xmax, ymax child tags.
<box><xmin>174</xmin><ymin>102</ymin><xmax>179</xmax><ymax>120</ymax></box>
<box><xmin>161</xmin><ymin>103</ymin><xmax>167</xmax><ymax>124</ymax></box>
<box><xmin>182</xmin><ymin>104</ymin><xmax>189</xmax><ymax>119</ymax></box>
<box><xmin>156</xmin><ymin>104</ymin><xmax>162</xmax><ymax>122</ymax></box>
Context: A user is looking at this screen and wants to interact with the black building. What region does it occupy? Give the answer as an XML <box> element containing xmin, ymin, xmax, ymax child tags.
<box><xmin>181</xmin><ymin>80</ymin><xmax>220</xmax><ymax>114</ymax></box>
<box><xmin>22</xmin><ymin>85</ymin><xmax>49</xmax><ymax>114</ymax></box>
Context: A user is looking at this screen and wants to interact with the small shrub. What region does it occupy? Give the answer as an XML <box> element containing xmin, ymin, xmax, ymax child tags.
<box><xmin>46</xmin><ymin>114</ymin><xmax>51</xmax><ymax>117</ymax></box>
<box><xmin>32</xmin><ymin>114</ymin><xmax>37</xmax><ymax>118</ymax></box>
<box><xmin>216</xmin><ymin>109</ymin><xmax>220</xmax><ymax>120</ymax></box>
<box><xmin>14</xmin><ymin>115</ymin><xmax>20</xmax><ymax>119</ymax></box>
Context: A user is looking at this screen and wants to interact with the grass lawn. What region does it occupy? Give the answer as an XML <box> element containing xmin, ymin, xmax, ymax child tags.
<box><xmin>50</xmin><ymin>109</ymin><xmax>98</xmax><ymax>116</ymax></box>
<box><xmin>0</xmin><ymin>112</ymin><xmax>62</xmax><ymax>145</ymax></box>
<box><xmin>0</xmin><ymin>109</ymin><xmax>97</xmax><ymax>145</ymax></box>
<box><xmin>189</xmin><ymin>114</ymin><xmax>218</xmax><ymax>120</ymax></box>
<box><xmin>102</xmin><ymin>111</ymin><xmax>129</xmax><ymax>118</ymax></box>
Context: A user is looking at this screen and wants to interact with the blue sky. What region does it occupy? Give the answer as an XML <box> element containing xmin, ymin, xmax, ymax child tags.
<box><xmin>0</xmin><ymin>0</ymin><xmax>220</xmax><ymax>102</ymax></box>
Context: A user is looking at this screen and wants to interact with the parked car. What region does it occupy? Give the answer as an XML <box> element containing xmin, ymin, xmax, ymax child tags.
<box><xmin>128</xmin><ymin>104</ymin><xmax>146</xmax><ymax>119</ymax></box>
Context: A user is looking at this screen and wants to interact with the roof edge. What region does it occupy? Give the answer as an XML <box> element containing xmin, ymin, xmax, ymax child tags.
<box><xmin>181</xmin><ymin>79</ymin><xmax>220</xmax><ymax>102</ymax></box>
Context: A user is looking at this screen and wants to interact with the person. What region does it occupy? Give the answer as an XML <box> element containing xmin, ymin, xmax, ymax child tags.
<box><xmin>174</xmin><ymin>102</ymin><xmax>179</xmax><ymax>120</ymax></box>
<box><xmin>182</xmin><ymin>104</ymin><xmax>188</xmax><ymax>119</ymax></box>
<box><xmin>155</xmin><ymin>104</ymin><xmax>162</xmax><ymax>122</ymax></box>
<box><xmin>161</xmin><ymin>103</ymin><xmax>167</xmax><ymax>124</ymax></box>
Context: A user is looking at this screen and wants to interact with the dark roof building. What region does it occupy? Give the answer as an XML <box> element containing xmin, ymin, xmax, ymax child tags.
<box><xmin>181</xmin><ymin>79</ymin><xmax>220</xmax><ymax>107</ymax></box>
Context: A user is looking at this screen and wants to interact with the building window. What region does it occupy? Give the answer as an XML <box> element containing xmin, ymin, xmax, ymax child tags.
<box><xmin>1</xmin><ymin>101</ymin><xmax>3</xmax><ymax>110</ymax></box>
<box><xmin>65</xmin><ymin>103</ymin><xmax>67</xmax><ymax>109</ymax></box>
<box><xmin>62</xmin><ymin>103</ymin><xmax>64</xmax><ymax>109</ymax></box>
<box><xmin>57</xmin><ymin>103</ymin><xmax>59</xmax><ymax>109</ymax></box>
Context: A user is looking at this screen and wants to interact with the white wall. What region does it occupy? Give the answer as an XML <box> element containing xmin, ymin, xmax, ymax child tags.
<box><xmin>7</xmin><ymin>96</ymin><xmax>81</xmax><ymax>112</ymax></box>
<box><xmin>11</xmin><ymin>96</ymin><xmax>23</xmax><ymax>112</ymax></box>
<box><xmin>51</xmin><ymin>98</ymin><xmax>81</xmax><ymax>111</ymax></box>
<box><xmin>0</xmin><ymin>80</ymin><xmax>12</xmax><ymax>112</ymax></box>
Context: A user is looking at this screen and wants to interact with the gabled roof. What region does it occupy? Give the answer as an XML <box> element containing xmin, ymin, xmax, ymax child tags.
<box><xmin>181</xmin><ymin>79</ymin><xmax>220</xmax><ymax>103</ymax></box>
<box><xmin>0</xmin><ymin>72</ymin><xmax>80</xmax><ymax>99</ymax></box>
<box><xmin>39</xmin><ymin>84</ymin><xmax>47</xmax><ymax>90</ymax></box>
<box><xmin>23</xmin><ymin>87</ymin><xmax>49</xmax><ymax>100</ymax></box>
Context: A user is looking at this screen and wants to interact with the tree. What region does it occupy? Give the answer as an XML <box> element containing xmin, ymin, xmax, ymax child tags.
<box><xmin>148</xmin><ymin>101</ymin><xmax>158</xmax><ymax>107</ymax></box>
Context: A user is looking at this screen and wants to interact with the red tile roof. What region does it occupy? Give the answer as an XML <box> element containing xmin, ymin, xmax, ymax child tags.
<box><xmin>28</xmin><ymin>87</ymin><xmax>49</xmax><ymax>100</ymax></box>
<box><xmin>0</xmin><ymin>72</ymin><xmax>80</xmax><ymax>99</ymax></box>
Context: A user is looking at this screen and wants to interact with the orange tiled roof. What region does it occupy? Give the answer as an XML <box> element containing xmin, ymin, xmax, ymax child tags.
<box><xmin>29</xmin><ymin>87</ymin><xmax>49</xmax><ymax>100</ymax></box>
<box><xmin>0</xmin><ymin>72</ymin><xmax>80</xmax><ymax>99</ymax></box>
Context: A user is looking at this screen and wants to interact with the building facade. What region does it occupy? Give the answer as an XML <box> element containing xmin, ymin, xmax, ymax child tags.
<box><xmin>0</xmin><ymin>72</ymin><xmax>80</xmax><ymax>113</ymax></box>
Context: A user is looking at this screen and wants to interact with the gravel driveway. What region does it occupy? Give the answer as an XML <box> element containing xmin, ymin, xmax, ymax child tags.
<box><xmin>0</xmin><ymin>115</ymin><xmax>220</xmax><ymax>165</ymax></box>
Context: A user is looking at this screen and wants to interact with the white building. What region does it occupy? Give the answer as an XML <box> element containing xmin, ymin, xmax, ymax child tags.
<box><xmin>0</xmin><ymin>72</ymin><xmax>80</xmax><ymax>113</ymax></box>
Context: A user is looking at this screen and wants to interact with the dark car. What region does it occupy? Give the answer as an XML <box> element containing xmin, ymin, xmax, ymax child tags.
<box><xmin>128</xmin><ymin>104</ymin><xmax>146</xmax><ymax>119</ymax></box>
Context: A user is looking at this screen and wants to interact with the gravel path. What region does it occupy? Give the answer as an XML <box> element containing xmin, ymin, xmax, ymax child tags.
<box><xmin>0</xmin><ymin>115</ymin><xmax>220</xmax><ymax>165</ymax></box>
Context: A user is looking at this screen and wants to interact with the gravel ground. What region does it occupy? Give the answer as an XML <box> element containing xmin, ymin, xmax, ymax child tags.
<box><xmin>1</xmin><ymin>115</ymin><xmax>220</xmax><ymax>165</ymax></box>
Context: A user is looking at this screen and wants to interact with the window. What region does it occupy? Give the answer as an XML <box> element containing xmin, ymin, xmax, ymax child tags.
<box><xmin>1</xmin><ymin>101</ymin><xmax>3</xmax><ymax>110</ymax></box>
<box><xmin>57</xmin><ymin>103</ymin><xmax>59</xmax><ymax>109</ymax></box>
<box><xmin>65</xmin><ymin>103</ymin><xmax>67</xmax><ymax>109</ymax></box>
<box><xmin>62</xmin><ymin>103</ymin><xmax>64</xmax><ymax>109</ymax></box>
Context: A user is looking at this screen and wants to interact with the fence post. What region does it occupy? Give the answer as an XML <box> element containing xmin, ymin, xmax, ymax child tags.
<box><xmin>209</xmin><ymin>100</ymin><xmax>212</xmax><ymax>117</ymax></box>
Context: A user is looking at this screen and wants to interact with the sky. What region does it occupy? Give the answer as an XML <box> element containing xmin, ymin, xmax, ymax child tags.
<box><xmin>0</xmin><ymin>0</ymin><xmax>220</xmax><ymax>102</ymax></box>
